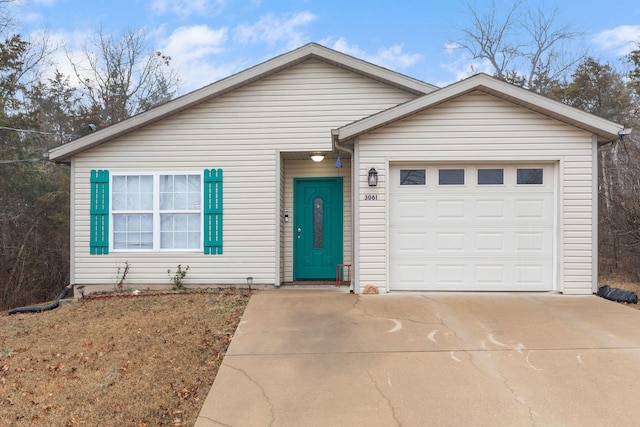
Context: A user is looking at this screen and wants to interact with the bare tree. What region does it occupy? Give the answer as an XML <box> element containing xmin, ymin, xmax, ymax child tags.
<box><xmin>452</xmin><ymin>1</ymin><xmax>585</xmax><ymax>93</ymax></box>
<box><xmin>69</xmin><ymin>27</ymin><xmax>179</xmax><ymax>127</ymax></box>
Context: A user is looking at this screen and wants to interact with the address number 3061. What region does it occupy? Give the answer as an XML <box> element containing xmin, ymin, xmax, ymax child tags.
<box><xmin>364</xmin><ymin>194</ymin><xmax>378</xmax><ymax>201</ymax></box>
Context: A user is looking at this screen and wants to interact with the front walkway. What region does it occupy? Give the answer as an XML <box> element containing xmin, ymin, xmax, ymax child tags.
<box><xmin>196</xmin><ymin>290</ymin><xmax>640</xmax><ymax>426</ymax></box>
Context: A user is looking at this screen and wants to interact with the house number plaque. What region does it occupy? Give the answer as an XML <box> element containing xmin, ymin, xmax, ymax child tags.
<box><xmin>364</xmin><ymin>194</ymin><xmax>378</xmax><ymax>201</ymax></box>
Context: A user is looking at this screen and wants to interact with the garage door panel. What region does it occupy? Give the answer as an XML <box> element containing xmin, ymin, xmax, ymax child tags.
<box><xmin>475</xmin><ymin>265</ymin><xmax>504</xmax><ymax>286</ymax></box>
<box><xmin>515</xmin><ymin>232</ymin><xmax>547</xmax><ymax>253</ymax></box>
<box><xmin>436</xmin><ymin>200</ymin><xmax>467</xmax><ymax>219</ymax></box>
<box><xmin>390</xmin><ymin>163</ymin><xmax>555</xmax><ymax>291</ymax></box>
<box><xmin>475</xmin><ymin>232</ymin><xmax>505</xmax><ymax>252</ymax></box>
<box><xmin>393</xmin><ymin>199</ymin><xmax>428</xmax><ymax>219</ymax></box>
<box><xmin>476</xmin><ymin>200</ymin><xmax>505</xmax><ymax>219</ymax></box>
<box><xmin>436</xmin><ymin>232</ymin><xmax>466</xmax><ymax>252</ymax></box>
<box><xmin>395</xmin><ymin>231</ymin><xmax>429</xmax><ymax>252</ymax></box>
<box><xmin>435</xmin><ymin>264</ymin><xmax>466</xmax><ymax>286</ymax></box>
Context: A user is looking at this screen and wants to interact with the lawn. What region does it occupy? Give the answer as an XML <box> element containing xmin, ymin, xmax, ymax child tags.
<box><xmin>1</xmin><ymin>289</ymin><xmax>250</xmax><ymax>426</ymax></box>
<box><xmin>2</xmin><ymin>278</ymin><xmax>640</xmax><ymax>426</ymax></box>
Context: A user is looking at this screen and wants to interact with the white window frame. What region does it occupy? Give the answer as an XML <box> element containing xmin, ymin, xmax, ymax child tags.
<box><xmin>110</xmin><ymin>172</ymin><xmax>203</xmax><ymax>252</ymax></box>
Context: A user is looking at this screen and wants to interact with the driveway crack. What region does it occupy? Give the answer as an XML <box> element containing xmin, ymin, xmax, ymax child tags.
<box><xmin>367</xmin><ymin>372</ymin><xmax>400</xmax><ymax>426</ymax></box>
<box><xmin>226</xmin><ymin>362</ymin><xmax>275</xmax><ymax>426</ymax></box>
<box><xmin>495</xmin><ymin>367</ymin><xmax>538</xmax><ymax>426</ymax></box>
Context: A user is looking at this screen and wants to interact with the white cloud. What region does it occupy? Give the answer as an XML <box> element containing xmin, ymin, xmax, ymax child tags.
<box><xmin>592</xmin><ymin>25</ymin><xmax>640</xmax><ymax>56</ymax></box>
<box><xmin>163</xmin><ymin>25</ymin><xmax>227</xmax><ymax>61</ymax></box>
<box><xmin>234</xmin><ymin>11</ymin><xmax>316</xmax><ymax>49</ymax></box>
<box><xmin>160</xmin><ymin>25</ymin><xmax>232</xmax><ymax>92</ymax></box>
<box><xmin>38</xmin><ymin>29</ymin><xmax>94</xmax><ymax>86</ymax></box>
<box><xmin>325</xmin><ymin>38</ymin><xmax>422</xmax><ymax>71</ymax></box>
<box><xmin>439</xmin><ymin>54</ymin><xmax>493</xmax><ymax>86</ymax></box>
<box><xmin>151</xmin><ymin>0</ymin><xmax>227</xmax><ymax>19</ymax></box>
<box><xmin>443</xmin><ymin>42</ymin><xmax>460</xmax><ymax>55</ymax></box>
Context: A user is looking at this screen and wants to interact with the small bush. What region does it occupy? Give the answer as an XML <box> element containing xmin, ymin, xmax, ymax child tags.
<box><xmin>167</xmin><ymin>264</ymin><xmax>190</xmax><ymax>290</ymax></box>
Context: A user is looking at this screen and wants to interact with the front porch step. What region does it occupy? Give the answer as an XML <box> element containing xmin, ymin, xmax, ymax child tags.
<box><xmin>282</xmin><ymin>281</ymin><xmax>335</xmax><ymax>287</ymax></box>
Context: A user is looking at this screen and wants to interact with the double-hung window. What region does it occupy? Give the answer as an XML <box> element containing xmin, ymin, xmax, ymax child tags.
<box><xmin>111</xmin><ymin>173</ymin><xmax>202</xmax><ymax>251</ymax></box>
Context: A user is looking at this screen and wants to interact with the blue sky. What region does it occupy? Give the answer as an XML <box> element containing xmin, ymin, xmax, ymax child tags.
<box><xmin>10</xmin><ymin>0</ymin><xmax>640</xmax><ymax>94</ymax></box>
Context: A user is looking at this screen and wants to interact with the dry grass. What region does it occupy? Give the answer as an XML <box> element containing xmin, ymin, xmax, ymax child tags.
<box><xmin>0</xmin><ymin>289</ymin><xmax>250</xmax><ymax>426</ymax></box>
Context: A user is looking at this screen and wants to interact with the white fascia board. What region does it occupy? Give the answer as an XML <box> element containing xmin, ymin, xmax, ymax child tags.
<box><xmin>337</xmin><ymin>74</ymin><xmax>623</xmax><ymax>143</ymax></box>
<box><xmin>49</xmin><ymin>43</ymin><xmax>437</xmax><ymax>162</ymax></box>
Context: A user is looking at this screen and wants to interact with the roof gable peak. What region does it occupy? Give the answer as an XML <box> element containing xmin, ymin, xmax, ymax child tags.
<box><xmin>49</xmin><ymin>43</ymin><xmax>436</xmax><ymax>162</ymax></box>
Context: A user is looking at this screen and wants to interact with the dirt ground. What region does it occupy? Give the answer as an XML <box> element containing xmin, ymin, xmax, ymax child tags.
<box><xmin>0</xmin><ymin>289</ymin><xmax>250</xmax><ymax>426</ymax></box>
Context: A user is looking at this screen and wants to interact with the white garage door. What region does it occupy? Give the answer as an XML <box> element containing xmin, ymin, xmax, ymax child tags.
<box><xmin>389</xmin><ymin>164</ymin><xmax>555</xmax><ymax>291</ymax></box>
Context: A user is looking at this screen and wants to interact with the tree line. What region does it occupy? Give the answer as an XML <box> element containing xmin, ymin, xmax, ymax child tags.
<box><xmin>2</xmin><ymin>1</ymin><xmax>640</xmax><ymax>310</ymax></box>
<box><xmin>0</xmin><ymin>2</ymin><xmax>178</xmax><ymax>310</ymax></box>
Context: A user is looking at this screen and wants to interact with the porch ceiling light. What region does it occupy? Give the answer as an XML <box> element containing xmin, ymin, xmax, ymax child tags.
<box><xmin>310</xmin><ymin>153</ymin><xmax>325</xmax><ymax>162</ymax></box>
<box><xmin>368</xmin><ymin>168</ymin><xmax>378</xmax><ymax>187</ymax></box>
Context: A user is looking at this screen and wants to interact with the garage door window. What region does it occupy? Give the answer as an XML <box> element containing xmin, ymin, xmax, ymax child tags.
<box><xmin>400</xmin><ymin>169</ymin><xmax>426</xmax><ymax>185</ymax></box>
<box><xmin>478</xmin><ymin>169</ymin><xmax>504</xmax><ymax>185</ymax></box>
<box><xmin>517</xmin><ymin>168</ymin><xmax>543</xmax><ymax>184</ymax></box>
<box><xmin>439</xmin><ymin>169</ymin><xmax>465</xmax><ymax>185</ymax></box>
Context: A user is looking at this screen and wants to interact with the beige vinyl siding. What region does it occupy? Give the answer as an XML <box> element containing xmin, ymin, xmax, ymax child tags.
<box><xmin>282</xmin><ymin>159</ymin><xmax>352</xmax><ymax>282</ymax></box>
<box><xmin>357</xmin><ymin>91</ymin><xmax>594</xmax><ymax>294</ymax></box>
<box><xmin>72</xmin><ymin>59</ymin><xmax>415</xmax><ymax>288</ymax></box>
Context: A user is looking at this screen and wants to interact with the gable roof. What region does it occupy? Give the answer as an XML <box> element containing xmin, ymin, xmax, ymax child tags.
<box><xmin>48</xmin><ymin>43</ymin><xmax>438</xmax><ymax>162</ymax></box>
<box><xmin>335</xmin><ymin>73</ymin><xmax>623</xmax><ymax>144</ymax></box>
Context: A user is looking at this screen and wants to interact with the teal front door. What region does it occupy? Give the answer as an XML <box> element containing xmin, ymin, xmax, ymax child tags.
<box><xmin>293</xmin><ymin>177</ymin><xmax>343</xmax><ymax>280</ymax></box>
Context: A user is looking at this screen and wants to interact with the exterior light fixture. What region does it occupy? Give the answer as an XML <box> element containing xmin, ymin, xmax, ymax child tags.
<box><xmin>310</xmin><ymin>153</ymin><xmax>325</xmax><ymax>162</ymax></box>
<box><xmin>368</xmin><ymin>168</ymin><xmax>378</xmax><ymax>187</ymax></box>
<box><xmin>246</xmin><ymin>276</ymin><xmax>253</xmax><ymax>293</ymax></box>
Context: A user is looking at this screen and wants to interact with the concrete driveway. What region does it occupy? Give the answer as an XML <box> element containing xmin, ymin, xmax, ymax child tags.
<box><xmin>196</xmin><ymin>290</ymin><xmax>640</xmax><ymax>426</ymax></box>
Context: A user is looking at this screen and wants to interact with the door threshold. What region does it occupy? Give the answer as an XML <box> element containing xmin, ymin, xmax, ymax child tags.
<box><xmin>286</xmin><ymin>280</ymin><xmax>334</xmax><ymax>287</ymax></box>
<box><xmin>280</xmin><ymin>281</ymin><xmax>353</xmax><ymax>292</ymax></box>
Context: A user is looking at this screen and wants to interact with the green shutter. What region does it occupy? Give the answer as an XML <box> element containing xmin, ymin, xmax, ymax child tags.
<box><xmin>90</xmin><ymin>170</ymin><xmax>109</xmax><ymax>255</ymax></box>
<box><xmin>204</xmin><ymin>169</ymin><xmax>223</xmax><ymax>254</ymax></box>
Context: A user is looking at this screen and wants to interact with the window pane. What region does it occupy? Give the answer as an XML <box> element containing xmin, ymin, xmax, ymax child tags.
<box><xmin>517</xmin><ymin>168</ymin><xmax>543</xmax><ymax>184</ymax></box>
<box><xmin>140</xmin><ymin>193</ymin><xmax>153</xmax><ymax>210</ymax></box>
<box><xmin>174</xmin><ymin>232</ymin><xmax>188</xmax><ymax>249</ymax></box>
<box><xmin>113</xmin><ymin>232</ymin><xmax>126</xmax><ymax>249</ymax></box>
<box><xmin>188</xmin><ymin>175</ymin><xmax>201</xmax><ymax>192</ymax></box>
<box><xmin>160</xmin><ymin>175</ymin><xmax>173</xmax><ymax>210</ymax></box>
<box><xmin>188</xmin><ymin>192</ymin><xmax>200</xmax><ymax>209</ymax></box>
<box><xmin>113</xmin><ymin>176</ymin><xmax>126</xmax><ymax>192</ymax></box>
<box><xmin>478</xmin><ymin>169</ymin><xmax>504</xmax><ymax>185</ymax></box>
<box><xmin>174</xmin><ymin>214</ymin><xmax>188</xmax><ymax>229</ymax></box>
<box><xmin>400</xmin><ymin>169</ymin><xmax>426</xmax><ymax>185</ymax></box>
<box><xmin>160</xmin><ymin>193</ymin><xmax>173</xmax><ymax>210</ymax></box>
<box><xmin>113</xmin><ymin>175</ymin><xmax>153</xmax><ymax>210</ymax></box>
<box><xmin>439</xmin><ymin>169</ymin><xmax>465</xmax><ymax>185</ymax></box>
<box><xmin>140</xmin><ymin>175</ymin><xmax>153</xmax><ymax>192</ymax></box>
<box><xmin>113</xmin><ymin>214</ymin><xmax>153</xmax><ymax>249</ymax></box>
<box><xmin>188</xmin><ymin>231</ymin><xmax>200</xmax><ymax>249</ymax></box>
<box><xmin>160</xmin><ymin>213</ymin><xmax>200</xmax><ymax>249</ymax></box>
<box><xmin>140</xmin><ymin>232</ymin><xmax>153</xmax><ymax>249</ymax></box>
<box><xmin>112</xmin><ymin>193</ymin><xmax>125</xmax><ymax>211</ymax></box>
<box><xmin>126</xmin><ymin>175</ymin><xmax>139</xmax><ymax>192</ymax></box>
<box><xmin>174</xmin><ymin>175</ymin><xmax>186</xmax><ymax>192</ymax></box>
<box><xmin>113</xmin><ymin>215</ymin><xmax>126</xmax><ymax>229</ymax></box>
<box><xmin>160</xmin><ymin>174</ymin><xmax>200</xmax><ymax>211</ymax></box>
<box><xmin>174</xmin><ymin>193</ymin><xmax>187</xmax><ymax>210</ymax></box>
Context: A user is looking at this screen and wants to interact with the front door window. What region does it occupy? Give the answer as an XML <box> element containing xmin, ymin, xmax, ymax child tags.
<box><xmin>313</xmin><ymin>197</ymin><xmax>323</xmax><ymax>248</ymax></box>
